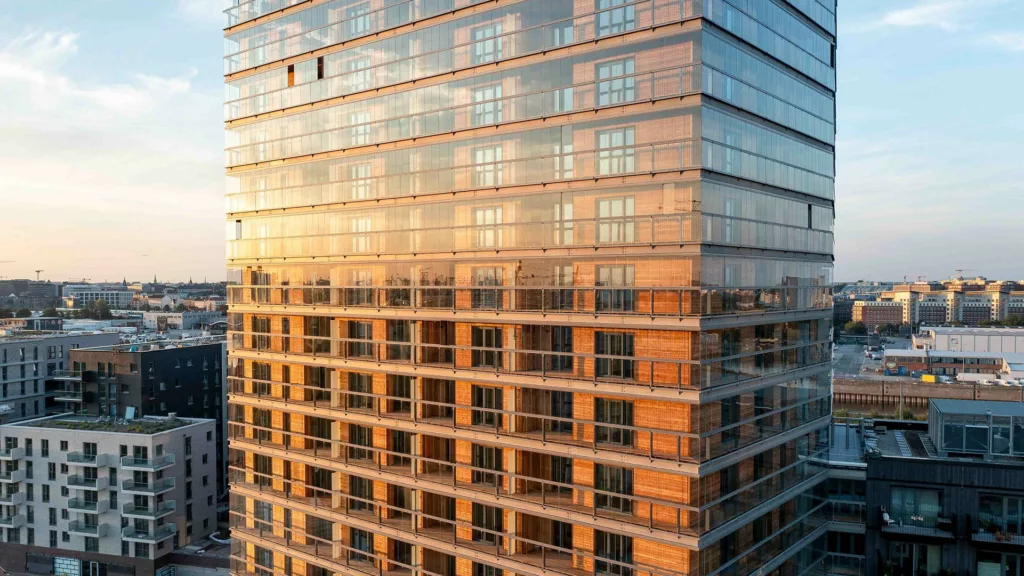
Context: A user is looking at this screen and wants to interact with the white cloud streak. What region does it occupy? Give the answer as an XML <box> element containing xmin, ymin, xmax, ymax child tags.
<box><xmin>175</xmin><ymin>0</ymin><xmax>232</xmax><ymax>24</ymax></box>
<box><xmin>985</xmin><ymin>32</ymin><xmax>1024</xmax><ymax>51</ymax></box>
<box><xmin>877</xmin><ymin>0</ymin><xmax>1005</xmax><ymax>32</ymax></box>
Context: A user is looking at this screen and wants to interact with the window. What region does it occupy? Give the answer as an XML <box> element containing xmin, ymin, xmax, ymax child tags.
<box><xmin>595</xmin><ymin>398</ymin><xmax>633</xmax><ymax>446</ymax></box>
<box><xmin>978</xmin><ymin>494</ymin><xmax>1024</xmax><ymax>536</ymax></box>
<box><xmin>59</xmin><ymin>440</ymin><xmax>67</xmax><ymax>452</ymax></box>
<box><xmin>472</xmin><ymin>268</ymin><xmax>503</xmax><ymax>309</ymax></box>
<box><xmin>889</xmin><ymin>487</ymin><xmax>942</xmax><ymax>527</ymax></box>
<box><xmin>473</xmin><ymin>206</ymin><xmax>503</xmax><ymax>248</ymax></box>
<box><xmin>472</xmin><ymin>503</ymin><xmax>503</xmax><ymax>544</ymax></box>
<box><xmin>348</xmin><ymin>373</ymin><xmax>373</xmax><ymax>410</ymax></box>
<box><xmin>471</xmin><ymin>444</ymin><xmax>502</xmax><ymax>485</ymax></box>
<box><xmin>42</xmin><ymin>485</ymin><xmax>49</xmax><ymax>503</ymax></box>
<box><xmin>473</xmin><ymin>564</ymin><xmax>503</xmax><ymax>576</ymax></box>
<box><xmin>472</xmin><ymin>84</ymin><xmax>503</xmax><ymax>126</ymax></box>
<box><xmin>346</xmin><ymin>3</ymin><xmax>371</xmax><ymax>38</ymax></box>
<box><xmin>348</xmin><ymin>322</ymin><xmax>374</xmax><ymax>358</ymax></box>
<box><xmin>348</xmin><ymin>424</ymin><xmax>373</xmax><ymax>461</ymax></box>
<box><xmin>252</xmin><ymin>316</ymin><xmax>271</xmax><ymax>350</ymax></box>
<box><xmin>345</xmin><ymin>57</ymin><xmax>372</xmax><ymax>93</ymax></box>
<box><xmin>48</xmin><ymin>463</ymin><xmax>56</xmax><ymax>481</ymax></box>
<box><xmin>473</xmin><ymin>146</ymin><xmax>503</xmax><ymax>187</ymax></box>
<box><xmin>596</xmin><ymin>0</ymin><xmax>635</xmax><ymax>36</ymax></box>
<box><xmin>349</xmin><ymin>163</ymin><xmax>372</xmax><ymax>200</ymax></box>
<box><xmin>471</xmin><ymin>327</ymin><xmax>503</xmax><ymax>368</ymax></box>
<box><xmin>595</xmin><ymin>531</ymin><xmax>634</xmax><ymax>576</ymax></box>
<box><xmin>386</xmin><ymin>321</ymin><xmax>412</xmax><ymax>361</ymax></box>
<box><xmin>351</xmin><ymin>528</ymin><xmax>373</xmax><ymax>561</ymax></box>
<box><xmin>349</xmin><ymin>476</ymin><xmax>374</xmax><ymax>511</ymax></box>
<box><xmin>888</xmin><ymin>542</ymin><xmax>940</xmax><ymax>576</ymax></box>
<box><xmin>471</xmin><ymin>385</ymin><xmax>503</xmax><ymax>427</ymax></box>
<box><xmin>596</xmin><ymin>265</ymin><xmax>635</xmax><ymax>311</ymax></box>
<box><xmin>50</xmin><ymin>530</ymin><xmax>57</xmax><ymax>547</ymax></box>
<box><xmin>596</xmin><ymin>59</ymin><xmax>635</xmax><ymax>106</ymax></box>
<box><xmin>595</xmin><ymin>332</ymin><xmax>635</xmax><ymax>379</ymax></box>
<box><xmin>471</xmin><ymin>23</ymin><xmax>502</xmax><ymax>64</ymax></box>
<box><xmin>347</xmin><ymin>269</ymin><xmax>374</xmax><ymax>306</ymax></box>
<box><xmin>597</xmin><ymin>128</ymin><xmax>635</xmax><ymax>175</ymax></box>
<box><xmin>595</xmin><ymin>465</ymin><xmax>633</xmax><ymax>513</ymax></box>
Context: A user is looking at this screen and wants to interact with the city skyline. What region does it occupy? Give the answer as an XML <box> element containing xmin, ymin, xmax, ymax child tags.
<box><xmin>1</xmin><ymin>0</ymin><xmax>1022</xmax><ymax>282</ymax></box>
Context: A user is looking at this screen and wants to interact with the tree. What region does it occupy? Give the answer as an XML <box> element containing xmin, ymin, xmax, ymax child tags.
<box><xmin>1003</xmin><ymin>315</ymin><xmax>1024</xmax><ymax>327</ymax></box>
<box><xmin>42</xmin><ymin>307</ymin><xmax>59</xmax><ymax>318</ymax></box>
<box><xmin>15</xmin><ymin>308</ymin><xmax>32</xmax><ymax>318</ymax></box>
<box><xmin>88</xmin><ymin>299</ymin><xmax>112</xmax><ymax>320</ymax></box>
<box><xmin>163</xmin><ymin>305</ymin><xmax>171</xmax><ymax>312</ymax></box>
<box><xmin>0</xmin><ymin>308</ymin><xmax>12</xmax><ymax>319</ymax></box>
<box><xmin>843</xmin><ymin>321</ymin><xmax>867</xmax><ymax>335</ymax></box>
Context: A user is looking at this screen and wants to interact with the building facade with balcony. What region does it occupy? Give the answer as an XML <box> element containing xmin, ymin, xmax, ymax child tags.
<box><xmin>223</xmin><ymin>1</ymin><xmax>836</xmax><ymax>575</ymax></box>
<box><xmin>865</xmin><ymin>400</ymin><xmax>1024</xmax><ymax>575</ymax></box>
<box><xmin>0</xmin><ymin>414</ymin><xmax>218</xmax><ymax>576</ymax></box>
<box><xmin>0</xmin><ymin>332</ymin><xmax>120</xmax><ymax>423</ymax></box>
<box><xmin>56</xmin><ymin>339</ymin><xmax>229</xmax><ymax>495</ymax></box>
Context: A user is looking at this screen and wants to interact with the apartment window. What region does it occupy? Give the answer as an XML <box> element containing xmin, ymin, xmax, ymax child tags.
<box><xmin>348</xmin><ymin>322</ymin><xmax>374</xmax><ymax>358</ymax></box>
<box><xmin>471</xmin><ymin>385</ymin><xmax>503</xmax><ymax>427</ymax></box>
<box><xmin>473</xmin><ymin>564</ymin><xmax>503</xmax><ymax>576</ymax></box>
<box><xmin>471</xmin><ymin>268</ymin><xmax>503</xmax><ymax>309</ymax></box>
<box><xmin>347</xmin><ymin>373</ymin><xmax>373</xmax><ymax>410</ymax></box>
<box><xmin>595</xmin><ymin>531</ymin><xmax>634</xmax><ymax>576</ymax></box>
<box><xmin>135</xmin><ymin>543</ymin><xmax>150</xmax><ymax>558</ymax></box>
<box><xmin>720</xmin><ymin>396</ymin><xmax>741</xmax><ymax>447</ymax></box>
<box><xmin>471</xmin><ymin>327</ymin><xmax>503</xmax><ymax>369</ymax></box>
<box><xmin>888</xmin><ymin>543</ymin><xmax>940</xmax><ymax>576</ymax></box>
<box><xmin>386</xmin><ymin>320</ymin><xmax>412</xmax><ymax>361</ymax></box>
<box><xmin>473</xmin><ymin>146</ymin><xmax>503</xmax><ymax>188</ymax></box>
<box><xmin>596</xmin><ymin>59</ymin><xmax>635</xmax><ymax>106</ymax></box>
<box><xmin>349</xmin><ymin>476</ymin><xmax>373</xmax><ymax>511</ymax></box>
<box><xmin>351</xmin><ymin>528</ymin><xmax>373</xmax><ymax>561</ymax></box>
<box><xmin>349</xmin><ymin>163</ymin><xmax>372</xmax><ymax>200</ymax></box>
<box><xmin>27</xmin><ymin>527</ymin><xmax>34</xmax><ymax>546</ymax></box>
<box><xmin>48</xmin><ymin>463</ymin><xmax>55</xmax><ymax>481</ymax></box>
<box><xmin>596</xmin><ymin>265</ymin><xmax>635</xmax><ymax>311</ymax></box>
<box><xmin>595</xmin><ymin>464</ymin><xmax>633</xmax><ymax>513</ymax></box>
<box><xmin>26</xmin><ymin>483</ymin><xmax>33</xmax><ymax>501</ymax></box>
<box><xmin>595</xmin><ymin>398</ymin><xmax>634</xmax><ymax>446</ymax></box>
<box><xmin>348</xmin><ymin>424</ymin><xmax>373</xmax><ymax>461</ymax></box>
<box><xmin>472</xmin><ymin>84</ymin><xmax>503</xmax><ymax>126</ymax></box>
<box><xmin>597</xmin><ymin>128</ymin><xmax>635</xmax><ymax>175</ymax></box>
<box><xmin>59</xmin><ymin>440</ymin><xmax>67</xmax><ymax>452</ymax></box>
<box><xmin>346</xmin><ymin>3</ymin><xmax>371</xmax><ymax>38</ymax></box>
<box><xmin>42</xmin><ymin>485</ymin><xmax>49</xmax><ymax>503</ymax></box>
<box><xmin>595</xmin><ymin>332</ymin><xmax>635</xmax><ymax>379</ymax></box>
<box><xmin>349</xmin><ymin>111</ymin><xmax>371</xmax><ymax>146</ymax></box>
<box><xmin>473</xmin><ymin>206</ymin><xmax>503</xmax><ymax>248</ymax></box>
<box><xmin>252</xmin><ymin>316</ymin><xmax>271</xmax><ymax>350</ymax></box>
<box><xmin>978</xmin><ymin>494</ymin><xmax>1023</xmax><ymax>536</ymax></box>
<box><xmin>471</xmin><ymin>444</ymin><xmax>502</xmax><ymax>486</ymax></box>
<box><xmin>596</xmin><ymin>0</ymin><xmax>635</xmax><ymax>36</ymax></box>
<box><xmin>202</xmin><ymin>475</ymin><xmax>209</xmax><ymax>487</ymax></box>
<box><xmin>49</xmin><ymin>508</ymin><xmax>56</xmax><ymax>526</ymax></box>
<box><xmin>470</xmin><ymin>23</ymin><xmax>502</xmax><ymax>64</ymax></box>
<box><xmin>596</xmin><ymin>197</ymin><xmax>635</xmax><ymax>243</ymax></box>
<box><xmin>345</xmin><ymin>57</ymin><xmax>372</xmax><ymax>93</ymax></box>
<box><xmin>472</xmin><ymin>503</ymin><xmax>503</xmax><ymax>544</ymax></box>
<box><xmin>85</xmin><ymin>537</ymin><xmax>99</xmax><ymax>552</ymax></box>
<box><xmin>386</xmin><ymin>375</ymin><xmax>412</xmax><ymax>414</ymax></box>
<box><xmin>50</xmin><ymin>530</ymin><xmax>57</xmax><ymax>547</ymax></box>
<box><xmin>890</xmin><ymin>487</ymin><xmax>942</xmax><ymax>527</ymax></box>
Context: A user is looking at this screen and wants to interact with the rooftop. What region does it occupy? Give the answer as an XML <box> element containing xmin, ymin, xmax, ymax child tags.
<box><xmin>830</xmin><ymin>422</ymin><xmax>867</xmax><ymax>465</ymax></box>
<box><xmin>924</xmin><ymin>326</ymin><xmax>1024</xmax><ymax>336</ymax></box>
<box><xmin>931</xmin><ymin>398</ymin><xmax>1024</xmax><ymax>418</ymax></box>
<box><xmin>11</xmin><ymin>414</ymin><xmax>201</xmax><ymax>434</ymax></box>
<box><xmin>79</xmin><ymin>335</ymin><xmax>226</xmax><ymax>354</ymax></box>
<box><xmin>0</xmin><ymin>330</ymin><xmax>111</xmax><ymax>343</ymax></box>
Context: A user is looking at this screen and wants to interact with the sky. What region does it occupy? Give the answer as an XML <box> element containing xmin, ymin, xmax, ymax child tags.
<box><xmin>0</xmin><ymin>0</ymin><xmax>1021</xmax><ymax>284</ymax></box>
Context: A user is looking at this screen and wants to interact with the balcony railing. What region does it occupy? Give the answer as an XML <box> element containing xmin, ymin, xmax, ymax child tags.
<box><xmin>122</xmin><ymin>523</ymin><xmax>177</xmax><ymax>542</ymax></box>
<box><xmin>68</xmin><ymin>498</ymin><xmax>109</xmax><ymax>514</ymax></box>
<box><xmin>0</xmin><ymin>491</ymin><xmax>25</xmax><ymax>505</ymax></box>
<box><xmin>0</xmin><ymin>514</ymin><xmax>25</xmax><ymax>528</ymax></box>
<box><xmin>68</xmin><ymin>521</ymin><xmax>109</xmax><ymax>537</ymax></box>
<box><xmin>880</xmin><ymin>509</ymin><xmax>954</xmax><ymax>539</ymax></box>
<box><xmin>121</xmin><ymin>454</ymin><xmax>175</xmax><ymax>471</ymax></box>
<box><xmin>0</xmin><ymin>447</ymin><xmax>24</xmax><ymax>460</ymax></box>
<box><xmin>121</xmin><ymin>478</ymin><xmax>175</xmax><ymax>495</ymax></box>
<box><xmin>67</xmin><ymin>452</ymin><xmax>109</xmax><ymax>467</ymax></box>
<box><xmin>0</xmin><ymin>469</ymin><xmax>26</xmax><ymax>483</ymax></box>
<box><xmin>227</xmin><ymin>329</ymin><xmax>833</xmax><ymax>392</ymax></box>
<box><xmin>227</xmin><ymin>283</ymin><xmax>832</xmax><ymax>320</ymax></box>
<box><xmin>52</xmin><ymin>389</ymin><xmax>84</xmax><ymax>402</ymax></box>
<box><xmin>122</xmin><ymin>501</ymin><xmax>177</xmax><ymax>519</ymax></box>
<box><xmin>66</xmin><ymin>475</ymin><xmax>109</xmax><ymax>490</ymax></box>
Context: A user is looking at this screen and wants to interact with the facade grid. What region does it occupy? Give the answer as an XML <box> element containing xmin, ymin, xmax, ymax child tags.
<box><xmin>223</xmin><ymin>0</ymin><xmax>837</xmax><ymax>575</ymax></box>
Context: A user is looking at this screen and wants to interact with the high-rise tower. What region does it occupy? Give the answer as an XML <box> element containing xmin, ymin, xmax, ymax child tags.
<box><xmin>224</xmin><ymin>0</ymin><xmax>836</xmax><ymax>574</ymax></box>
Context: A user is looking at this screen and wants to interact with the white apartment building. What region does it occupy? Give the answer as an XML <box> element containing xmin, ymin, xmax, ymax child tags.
<box><xmin>63</xmin><ymin>286</ymin><xmax>135</xmax><ymax>310</ymax></box>
<box><xmin>0</xmin><ymin>414</ymin><xmax>218</xmax><ymax>576</ymax></box>
<box><xmin>0</xmin><ymin>332</ymin><xmax>120</xmax><ymax>422</ymax></box>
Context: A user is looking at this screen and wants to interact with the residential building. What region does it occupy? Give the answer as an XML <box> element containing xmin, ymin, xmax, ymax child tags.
<box><xmin>0</xmin><ymin>414</ymin><xmax>218</xmax><ymax>576</ymax></box>
<box><xmin>0</xmin><ymin>317</ymin><xmax>64</xmax><ymax>331</ymax></box>
<box><xmin>824</xmin><ymin>420</ymin><xmax>869</xmax><ymax>576</ymax></box>
<box><xmin>224</xmin><ymin>1</ymin><xmax>837</xmax><ymax>576</ymax></box>
<box><xmin>865</xmin><ymin>400</ymin><xmax>1024</xmax><ymax>575</ymax></box>
<box><xmin>63</xmin><ymin>286</ymin><xmax>135</xmax><ymax>310</ymax></box>
<box><xmin>141</xmin><ymin>311</ymin><xmax>225</xmax><ymax>332</ymax></box>
<box><xmin>53</xmin><ymin>339</ymin><xmax>228</xmax><ymax>495</ymax></box>
<box><xmin>0</xmin><ymin>281</ymin><xmax>62</xmax><ymax>311</ymax></box>
<box><xmin>0</xmin><ymin>332</ymin><xmax>120</xmax><ymax>422</ymax></box>
<box><xmin>852</xmin><ymin>301</ymin><xmax>903</xmax><ymax>332</ymax></box>
<box><xmin>855</xmin><ymin>279</ymin><xmax>1024</xmax><ymax>328</ymax></box>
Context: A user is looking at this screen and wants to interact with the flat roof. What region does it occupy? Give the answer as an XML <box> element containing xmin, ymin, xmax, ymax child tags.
<box><xmin>931</xmin><ymin>399</ymin><xmax>1024</xmax><ymax>418</ymax></box>
<box><xmin>884</xmin><ymin>349</ymin><xmax>1024</xmax><ymax>362</ymax></box>
<box><xmin>78</xmin><ymin>336</ymin><xmax>226</xmax><ymax>353</ymax></box>
<box><xmin>0</xmin><ymin>330</ymin><xmax>112</xmax><ymax>343</ymax></box>
<box><xmin>925</xmin><ymin>326</ymin><xmax>1024</xmax><ymax>336</ymax></box>
<box><xmin>11</xmin><ymin>414</ymin><xmax>207</xmax><ymax>434</ymax></box>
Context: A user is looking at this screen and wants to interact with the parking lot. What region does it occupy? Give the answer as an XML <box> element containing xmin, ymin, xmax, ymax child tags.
<box><xmin>833</xmin><ymin>337</ymin><xmax>912</xmax><ymax>377</ymax></box>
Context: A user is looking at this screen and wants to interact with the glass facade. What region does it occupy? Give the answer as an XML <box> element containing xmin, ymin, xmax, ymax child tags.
<box><xmin>225</xmin><ymin>0</ymin><xmax>835</xmax><ymax>575</ymax></box>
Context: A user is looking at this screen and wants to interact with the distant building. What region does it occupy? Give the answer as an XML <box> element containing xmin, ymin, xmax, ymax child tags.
<box><xmin>54</xmin><ymin>339</ymin><xmax>228</xmax><ymax>495</ymax></box>
<box><xmin>865</xmin><ymin>400</ymin><xmax>1024</xmax><ymax>575</ymax></box>
<box><xmin>0</xmin><ymin>317</ymin><xmax>63</xmax><ymax>331</ymax></box>
<box><xmin>882</xmin><ymin>348</ymin><xmax>1021</xmax><ymax>379</ymax></box>
<box><xmin>0</xmin><ymin>332</ymin><xmax>120</xmax><ymax>422</ymax></box>
<box><xmin>914</xmin><ymin>326</ymin><xmax>1024</xmax><ymax>353</ymax></box>
<box><xmin>0</xmin><ymin>414</ymin><xmax>218</xmax><ymax>576</ymax></box>
<box><xmin>834</xmin><ymin>295</ymin><xmax>856</xmax><ymax>326</ymax></box>
<box><xmin>852</xmin><ymin>300</ymin><xmax>904</xmax><ymax>331</ymax></box>
<box><xmin>62</xmin><ymin>285</ymin><xmax>134</xmax><ymax>310</ymax></box>
<box><xmin>141</xmin><ymin>311</ymin><xmax>224</xmax><ymax>331</ymax></box>
<box><xmin>856</xmin><ymin>278</ymin><xmax>1024</xmax><ymax>327</ymax></box>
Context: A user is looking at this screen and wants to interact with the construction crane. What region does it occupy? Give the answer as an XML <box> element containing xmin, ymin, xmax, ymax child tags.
<box><xmin>34</xmin><ymin>270</ymin><xmax>44</xmax><ymax>281</ymax></box>
<box><xmin>954</xmin><ymin>268</ymin><xmax>974</xmax><ymax>280</ymax></box>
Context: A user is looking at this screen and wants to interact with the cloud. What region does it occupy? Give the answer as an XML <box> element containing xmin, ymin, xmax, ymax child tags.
<box><xmin>985</xmin><ymin>32</ymin><xmax>1024</xmax><ymax>51</ymax></box>
<box><xmin>175</xmin><ymin>0</ymin><xmax>232</xmax><ymax>24</ymax></box>
<box><xmin>876</xmin><ymin>0</ymin><xmax>1003</xmax><ymax>32</ymax></box>
<box><xmin>0</xmin><ymin>28</ymin><xmax>225</xmax><ymax>282</ymax></box>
